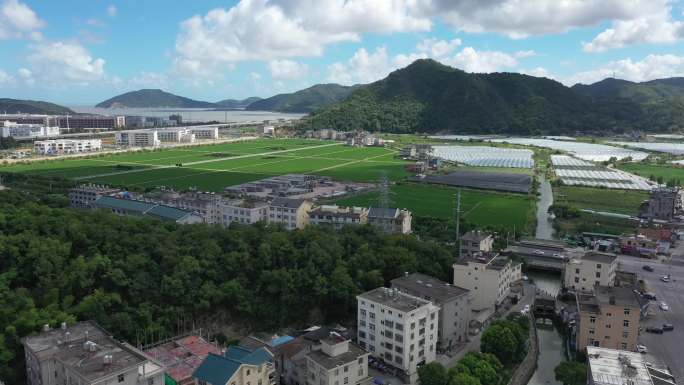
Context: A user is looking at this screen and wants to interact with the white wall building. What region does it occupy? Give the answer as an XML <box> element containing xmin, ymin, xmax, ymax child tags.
<box><xmin>453</xmin><ymin>253</ymin><xmax>522</xmax><ymax>311</ymax></box>
<box><xmin>34</xmin><ymin>139</ymin><xmax>102</xmax><ymax>155</ymax></box>
<box><xmin>305</xmin><ymin>335</ymin><xmax>371</xmax><ymax>385</ymax></box>
<box><xmin>221</xmin><ymin>199</ymin><xmax>269</xmax><ymax>226</ymax></box>
<box><xmin>564</xmin><ymin>252</ymin><xmax>617</xmax><ymax>292</ymax></box>
<box><xmin>1</xmin><ymin>121</ymin><xmax>59</xmax><ymax>139</ymax></box>
<box><xmin>189</xmin><ymin>126</ymin><xmax>218</xmax><ymax>139</ymax></box>
<box><xmin>356</xmin><ymin>287</ymin><xmax>439</xmax><ymax>385</ymax></box>
<box><xmin>156</xmin><ymin>128</ymin><xmax>195</xmax><ymax>143</ymax></box>
<box><xmin>587</xmin><ymin>347</ymin><xmax>675</xmax><ymax>385</ymax></box>
<box><xmin>115</xmin><ymin>130</ymin><xmax>160</xmax><ymax>147</ymax></box>
<box><xmin>22</xmin><ymin>321</ymin><xmax>164</xmax><ymax>385</ymax></box>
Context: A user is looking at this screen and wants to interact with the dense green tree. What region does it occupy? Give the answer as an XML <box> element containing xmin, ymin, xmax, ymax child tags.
<box><xmin>480</xmin><ymin>316</ymin><xmax>529</xmax><ymax>366</ymax></box>
<box><xmin>418</xmin><ymin>362</ymin><xmax>449</xmax><ymax>385</ymax></box>
<box><xmin>554</xmin><ymin>361</ymin><xmax>587</xmax><ymax>385</ymax></box>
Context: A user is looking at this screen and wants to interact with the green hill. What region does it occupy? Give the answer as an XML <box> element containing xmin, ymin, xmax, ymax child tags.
<box><xmin>305</xmin><ymin>59</ymin><xmax>684</xmax><ymax>135</ymax></box>
<box><xmin>215</xmin><ymin>96</ymin><xmax>262</xmax><ymax>109</ymax></box>
<box><xmin>246</xmin><ymin>84</ymin><xmax>358</xmax><ymax>113</ymax></box>
<box><xmin>0</xmin><ymin>98</ymin><xmax>75</xmax><ymax>115</ymax></box>
<box><xmin>95</xmin><ymin>89</ymin><xmax>217</xmax><ymax>108</ymax></box>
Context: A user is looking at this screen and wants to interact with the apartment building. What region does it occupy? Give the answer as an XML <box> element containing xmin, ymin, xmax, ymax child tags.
<box><xmin>564</xmin><ymin>252</ymin><xmax>617</xmax><ymax>292</ymax></box>
<box><xmin>367</xmin><ymin>208</ymin><xmax>412</xmax><ymax>234</ymax></box>
<box><xmin>190</xmin><ymin>127</ymin><xmax>219</xmax><ymax>139</ymax></box>
<box><xmin>221</xmin><ymin>199</ymin><xmax>269</xmax><ymax>226</ymax></box>
<box><xmin>576</xmin><ymin>286</ymin><xmax>642</xmax><ymax>352</ymax></box>
<box><xmin>268</xmin><ymin>197</ymin><xmax>313</xmax><ymax>230</ymax></box>
<box><xmin>308</xmin><ymin>205</ymin><xmax>369</xmax><ymax>229</ymax></box>
<box><xmin>639</xmin><ymin>187</ymin><xmax>680</xmax><ymax>221</ymax></box>
<box><xmin>1</xmin><ymin>121</ymin><xmax>59</xmax><ymax>139</ymax></box>
<box><xmin>69</xmin><ymin>185</ymin><xmax>121</xmax><ymax>208</ymax></box>
<box><xmin>459</xmin><ymin>231</ymin><xmax>494</xmax><ymax>257</ymax></box>
<box><xmin>144</xmin><ymin>335</ymin><xmax>220</xmax><ymax>385</ymax></box>
<box><xmin>452</xmin><ymin>253</ymin><xmax>522</xmax><ymax>311</ymax></box>
<box><xmin>115</xmin><ymin>129</ymin><xmax>160</xmax><ymax>147</ymax></box>
<box><xmin>22</xmin><ymin>321</ymin><xmax>164</xmax><ymax>385</ymax></box>
<box><xmin>305</xmin><ymin>334</ymin><xmax>370</xmax><ymax>385</ymax></box>
<box><xmin>194</xmin><ymin>345</ymin><xmax>274</xmax><ymax>385</ymax></box>
<box><xmin>34</xmin><ymin>139</ymin><xmax>102</xmax><ymax>155</ymax></box>
<box><xmin>391</xmin><ymin>273</ymin><xmax>470</xmax><ymax>350</ymax></box>
<box><xmin>586</xmin><ymin>347</ymin><xmax>675</xmax><ymax>385</ymax></box>
<box><xmin>356</xmin><ymin>287</ymin><xmax>440</xmax><ymax>384</ymax></box>
<box><xmin>157</xmin><ymin>128</ymin><xmax>195</xmax><ymax>143</ymax></box>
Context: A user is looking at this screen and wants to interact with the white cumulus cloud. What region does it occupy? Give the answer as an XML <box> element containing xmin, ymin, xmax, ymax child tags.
<box><xmin>0</xmin><ymin>69</ymin><xmax>14</xmax><ymax>84</ymax></box>
<box><xmin>0</xmin><ymin>0</ymin><xmax>44</xmax><ymax>40</ymax></box>
<box><xmin>268</xmin><ymin>60</ymin><xmax>309</xmax><ymax>80</ymax></box>
<box><xmin>107</xmin><ymin>4</ymin><xmax>117</xmax><ymax>17</ymax></box>
<box><xmin>27</xmin><ymin>41</ymin><xmax>106</xmax><ymax>84</ymax></box>
<box><xmin>327</xmin><ymin>46</ymin><xmax>396</xmax><ymax>85</ymax></box>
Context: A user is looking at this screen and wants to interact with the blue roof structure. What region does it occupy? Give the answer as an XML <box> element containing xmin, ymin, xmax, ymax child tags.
<box><xmin>93</xmin><ymin>196</ymin><xmax>200</xmax><ymax>223</ymax></box>
<box><xmin>268</xmin><ymin>335</ymin><xmax>294</xmax><ymax>347</ymax></box>
<box><xmin>194</xmin><ymin>346</ymin><xmax>273</xmax><ymax>385</ymax></box>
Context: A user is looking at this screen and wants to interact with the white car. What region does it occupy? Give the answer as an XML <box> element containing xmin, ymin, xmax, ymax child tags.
<box><xmin>534</xmin><ymin>250</ymin><xmax>544</xmax><ymax>255</ymax></box>
<box><xmin>636</xmin><ymin>344</ymin><xmax>648</xmax><ymax>354</ymax></box>
<box><xmin>660</xmin><ymin>302</ymin><xmax>670</xmax><ymax>311</ymax></box>
<box><xmin>522</xmin><ymin>304</ymin><xmax>531</xmax><ymax>313</ymax></box>
<box><xmin>660</xmin><ymin>275</ymin><xmax>671</xmax><ymax>283</ymax></box>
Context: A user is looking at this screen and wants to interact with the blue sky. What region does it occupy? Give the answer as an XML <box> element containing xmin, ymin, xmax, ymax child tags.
<box><xmin>2</xmin><ymin>0</ymin><xmax>684</xmax><ymax>105</ymax></box>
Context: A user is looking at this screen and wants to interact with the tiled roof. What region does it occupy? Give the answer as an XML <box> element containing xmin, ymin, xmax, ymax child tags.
<box><xmin>194</xmin><ymin>346</ymin><xmax>273</xmax><ymax>385</ymax></box>
<box><xmin>94</xmin><ymin>196</ymin><xmax>155</xmax><ymax>213</ymax></box>
<box><xmin>147</xmin><ymin>205</ymin><xmax>192</xmax><ymax>221</ymax></box>
<box><xmin>368</xmin><ymin>207</ymin><xmax>399</xmax><ymax>219</ymax></box>
<box><xmin>271</xmin><ymin>197</ymin><xmax>307</xmax><ymax>209</ymax></box>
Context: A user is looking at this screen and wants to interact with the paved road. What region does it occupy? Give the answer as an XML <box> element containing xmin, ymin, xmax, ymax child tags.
<box><xmin>617</xmin><ymin>253</ymin><xmax>684</xmax><ymax>381</ymax></box>
<box><xmin>535</xmin><ymin>174</ymin><xmax>554</xmax><ymax>240</ymax></box>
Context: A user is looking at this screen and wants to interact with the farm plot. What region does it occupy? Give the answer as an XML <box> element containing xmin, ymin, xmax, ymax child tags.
<box><xmin>551</xmin><ymin>155</ymin><xmax>653</xmax><ymax>190</ymax></box>
<box><xmin>489</xmin><ymin>138</ymin><xmax>648</xmax><ymax>161</ymax></box>
<box><xmin>432</xmin><ymin>145</ymin><xmax>534</xmax><ymax>168</ymax></box>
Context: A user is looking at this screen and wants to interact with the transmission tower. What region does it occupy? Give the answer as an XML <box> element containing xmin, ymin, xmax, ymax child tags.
<box><xmin>454</xmin><ymin>189</ymin><xmax>462</xmax><ymax>242</ymax></box>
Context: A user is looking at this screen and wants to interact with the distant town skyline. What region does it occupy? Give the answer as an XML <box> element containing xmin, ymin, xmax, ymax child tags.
<box><xmin>2</xmin><ymin>0</ymin><xmax>684</xmax><ymax>104</ymax></box>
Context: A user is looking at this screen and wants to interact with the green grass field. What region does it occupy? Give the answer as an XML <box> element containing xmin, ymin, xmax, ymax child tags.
<box><xmin>553</xmin><ymin>185</ymin><xmax>647</xmax><ymax>215</ymax></box>
<box><xmin>335</xmin><ymin>183</ymin><xmax>534</xmax><ymax>230</ymax></box>
<box><xmin>0</xmin><ymin>139</ymin><xmax>412</xmax><ymax>191</ymax></box>
<box><xmin>617</xmin><ymin>163</ymin><xmax>684</xmax><ymax>183</ymax></box>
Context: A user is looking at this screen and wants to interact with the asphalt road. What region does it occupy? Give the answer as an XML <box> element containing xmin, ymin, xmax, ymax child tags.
<box><xmin>617</xmin><ymin>253</ymin><xmax>684</xmax><ymax>381</ymax></box>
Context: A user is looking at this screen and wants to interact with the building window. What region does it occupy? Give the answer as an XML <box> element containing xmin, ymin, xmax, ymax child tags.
<box><xmin>358</xmin><ymin>357</ymin><xmax>364</xmax><ymax>364</ymax></box>
<box><xmin>118</xmin><ymin>374</ymin><xmax>125</xmax><ymax>383</ymax></box>
<box><xmin>590</xmin><ymin>316</ymin><xmax>596</xmax><ymax>324</ymax></box>
<box><xmin>575</xmin><ymin>268</ymin><xmax>580</xmax><ymax>274</ymax></box>
<box><xmin>395</xmin><ymin>323</ymin><xmax>403</xmax><ymax>331</ymax></box>
<box><xmin>596</xmin><ymin>264</ymin><xmax>602</xmax><ymax>269</ymax></box>
<box><xmin>589</xmin><ymin>328</ymin><xmax>595</xmax><ymax>335</ymax></box>
<box><xmin>624</xmin><ymin>309</ymin><xmax>631</xmax><ymax>316</ymax></box>
<box><xmin>621</xmin><ymin>343</ymin><xmax>628</xmax><ymax>350</ymax></box>
<box><xmin>344</xmin><ymin>378</ymin><xmax>349</xmax><ymax>384</ymax></box>
<box><xmin>574</xmin><ymin>277</ymin><xmax>579</xmax><ymax>283</ymax></box>
<box><xmin>596</xmin><ymin>272</ymin><xmax>601</xmax><ymax>278</ymax></box>
<box><xmin>344</xmin><ymin>365</ymin><xmax>349</xmax><ymax>373</ymax></box>
<box><xmin>622</xmin><ymin>331</ymin><xmax>629</xmax><ymax>338</ymax></box>
<box><xmin>623</xmin><ymin>320</ymin><xmax>630</xmax><ymax>327</ymax></box>
<box><xmin>247</xmin><ymin>370</ymin><xmax>251</xmax><ymax>376</ymax></box>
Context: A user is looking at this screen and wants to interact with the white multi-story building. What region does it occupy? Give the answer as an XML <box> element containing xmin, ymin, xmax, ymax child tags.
<box><xmin>305</xmin><ymin>334</ymin><xmax>371</xmax><ymax>385</ymax></box>
<box><xmin>22</xmin><ymin>321</ymin><xmax>164</xmax><ymax>385</ymax></box>
<box><xmin>268</xmin><ymin>197</ymin><xmax>312</xmax><ymax>230</ymax></box>
<box><xmin>459</xmin><ymin>231</ymin><xmax>494</xmax><ymax>257</ymax></box>
<box><xmin>115</xmin><ymin>130</ymin><xmax>160</xmax><ymax>147</ymax></box>
<box><xmin>391</xmin><ymin>273</ymin><xmax>471</xmax><ymax>351</ymax></box>
<box><xmin>356</xmin><ymin>287</ymin><xmax>439</xmax><ymax>385</ymax></box>
<box><xmin>69</xmin><ymin>184</ymin><xmax>121</xmax><ymax>208</ymax></box>
<box><xmin>189</xmin><ymin>126</ymin><xmax>218</xmax><ymax>139</ymax></box>
<box><xmin>308</xmin><ymin>205</ymin><xmax>369</xmax><ymax>229</ymax></box>
<box><xmin>1</xmin><ymin>121</ymin><xmax>59</xmax><ymax>139</ymax></box>
<box><xmin>586</xmin><ymin>347</ymin><xmax>675</xmax><ymax>385</ymax></box>
<box><xmin>34</xmin><ymin>139</ymin><xmax>102</xmax><ymax>155</ymax></box>
<box><xmin>453</xmin><ymin>253</ymin><xmax>522</xmax><ymax>311</ymax></box>
<box><xmin>564</xmin><ymin>252</ymin><xmax>617</xmax><ymax>292</ymax></box>
<box><xmin>221</xmin><ymin>199</ymin><xmax>269</xmax><ymax>226</ymax></box>
<box><xmin>367</xmin><ymin>208</ymin><xmax>412</xmax><ymax>234</ymax></box>
<box><xmin>156</xmin><ymin>128</ymin><xmax>195</xmax><ymax>143</ymax></box>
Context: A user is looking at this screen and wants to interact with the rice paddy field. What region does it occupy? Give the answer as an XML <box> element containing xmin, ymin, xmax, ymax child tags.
<box><xmin>335</xmin><ymin>183</ymin><xmax>534</xmax><ymax>230</ymax></box>
<box><xmin>553</xmin><ymin>185</ymin><xmax>648</xmax><ymax>215</ymax></box>
<box><xmin>0</xmin><ymin>139</ymin><xmax>412</xmax><ymax>191</ymax></box>
<box><xmin>616</xmin><ymin>163</ymin><xmax>684</xmax><ymax>183</ymax></box>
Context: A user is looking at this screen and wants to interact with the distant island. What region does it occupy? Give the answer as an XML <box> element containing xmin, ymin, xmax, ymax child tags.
<box><xmin>214</xmin><ymin>96</ymin><xmax>262</xmax><ymax>110</ymax></box>
<box><xmin>95</xmin><ymin>89</ymin><xmax>217</xmax><ymax>109</ymax></box>
<box><xmin>0</xmin><ymin>98</ymin><xmax>76</xmax><ymax>115</ymax></box>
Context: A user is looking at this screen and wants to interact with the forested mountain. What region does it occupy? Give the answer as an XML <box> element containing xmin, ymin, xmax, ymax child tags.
<box><xmin>0</xmin><ymin>98</ymin><xmax>75</xmax><ymax>115</ymax></box>
<box><xmin>215</xmin><ymin>96</ymin><xmax>262</xmax><ymax>109</ymax></box>
<box><xmin>95</xmin><ymin>89</ymin><xmax>217</xmax><ymax>108</ymax></box>
<box><xmin>303</xmin><ymin>59</ymin><xmax>684</xmax><ymax>134</ymax></box>
<box><xmin>246</xmin><ymin>84</ymin><xmax>358</xmax><ymax>113</ymax></box>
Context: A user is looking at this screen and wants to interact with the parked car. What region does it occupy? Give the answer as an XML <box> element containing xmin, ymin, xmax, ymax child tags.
<box><xmin>643</xmin><ymin>265</ymin><xmax>654</xmax><ymax>272</ymax></box>
<box><xmin>534</xmin><ymin>250</ymin><xmax>544</xmax><ymax>255</ymax></box>
<box><xmin>643</xmin><ymin>292</ymin><xmax>657</xmax><ymax>301</ymax></box>
<box><xmin>522</xmin><ymin>304</ymin><xmax>531</xmax><ymax>314</ymax></box>
<box><xmin>636</xmin><ymin>344</ymin><xmax>648</xmax><ymax>353</ymax></box>
<box><xmin>660</xmin><ymin>302</ymin><xmax>670</xmax><ymax>311</ymax></box>
<box><xmin>660</xmin><ymin>275</ymin><xmax>670</xmax><ymax>283</ymax></box>
<box><xmin>663</xmin><ymin>323</ymin><xmax>674</xmax><ymax>331</ymax></box>
<box><xmin>646</xmin><ymin>326</ymin><xmax>664</xmax><ymax>334</ymax></box>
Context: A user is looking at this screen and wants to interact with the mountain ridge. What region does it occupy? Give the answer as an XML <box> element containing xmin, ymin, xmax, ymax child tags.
<box><xmin>0</xmin><ymin>98</ymin><xmax>76</xmax><ymax>115</ymax></box>
<box><xmin>95</xmin><ymin>89</ymin><xmax>217</xmax><ymax>108</ymax></box>
<box><xmin>246</xmin><ymin>83</ymin><xmax>359</xmax><ymax>113</ymax></box>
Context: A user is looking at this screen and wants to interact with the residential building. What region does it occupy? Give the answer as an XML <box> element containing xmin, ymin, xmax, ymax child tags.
<box><xmin>452</xmin><ymin>253</ymin><xmax>522</xmax><ymax>311</ymax></box>
<box><xmin>94</xmin><ymin>196</ymin><xmax>204</xmax><ymax>224</ymax></box>
<box><xmin>190</xmin><ymin>127</ymin><xmax>219</xmax><ymax>139</ymax></box>
<box><xmin>55</xmin><ymin>115</ymin><xmax>124</xmax><ymax>130</ymax></box>
<box><xmin>1</xmin><ymin>121</ymin><xmax>59</xmax><ymax>139</ymax></box>
<box><xmin>367</xmin><ymin>208</ymin><xmax>412</xmax><ymax>234</ymax></box>
<box><xmin>308</xmin><ymin>205</ymin><xmax>369</xmax><ymax>229</ymax></box>
<box><xmin>221</xmin><ymin>199</ymin><xmax>269</xmax><ymax>226</ymax></box>
<box><xmin>144</xmin><ymin>335</ymin><xmax>220</xmax><ymax>385</ymax></box>
<box><xmin>115</xmin><ymin>130</ymin><xmax>160</xmax><ymax>147</ymax></box>
<box><xmin>264</xmin><ymin>126</ymin><xmax>275</xmax><ymax>136</ymax></box>
<box><xmin>391</xmin><ymin>273</ymin><xmax>470</xmax><ymax>351</ymax></box>
<box><xmin>34</xmin><ymin>139</ymin><xmax>102</xmax><ymax>155</ymax></box>
<box><xmin>305</xmin><ymin>334</ymin><xmax>370</xmax><ymax>385</ymax></box>
<box><xmin>157</xmin><ymin>128</ymin><xmax>195</xmax><ymax>143</ymax></box>
<box><xmin>459</xmin><ymin>231</ymin><xmax>494</xmax><ymax>258</ymax></box>
<box><xmin>619</xmin><ymin>235</ymin><xmax>662</xmax><ymax>258</ymax></box>
<box><xmin>576</xmin><ymin>286</ymin><xmax>642</xmax><ymax>352</ymax></box>
<box><xmin>268</xmin><ymin>197</ymin><xmax>313</xmax><ymax>230</ymax></box>
<box><xmin>403</xmin><ymin>162</ymin><xmax>427</xmax><ymax>174</ymax></box>
<box><xmin>193</xmin><ymin>345</ymin><xmax>274</xmax><ymax>385</ymax></box>
<box><xmin>274</xmin><ymin>327</ymin><xmax>333</xmax><ymax>385</ymax></box>
<box><xmin>639</xmin><ymin>187</ymin><xmax>680</xmax><ymax>221</ymax></box>
<box><xmin>69</xmin><ymin>184</ymin><xmax>121</xmax><ymax>208</ymax></box>
<box><xmin>586</xmin><ymin>347</ymin><xmax>675</xmax><ymax>385</ymax></box>
<box><xmin>563</xmin><ymin>252</ymin><xmax>617</xmax><ymax>292</ymax></box>
<box><xmin>142</xmin><ymin>189</ymin><xmax>222</xmax><ymax>224</ymax></box>
<box><xmin>356</xmin><ymin>287</ymin><xmax>440</xmax><ymax>384</ymax></box>
<box><xmin>22</xmin><ymin>321</ymin><xmax>164</xmax><ymax>385</ymax></box>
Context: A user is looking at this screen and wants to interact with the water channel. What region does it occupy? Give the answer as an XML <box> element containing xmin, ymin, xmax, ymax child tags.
<box><xmin>527</xmin><ymin>174</ymin><xmax>564</xmax><ymax>385</ymax></box>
